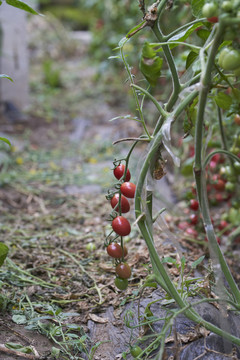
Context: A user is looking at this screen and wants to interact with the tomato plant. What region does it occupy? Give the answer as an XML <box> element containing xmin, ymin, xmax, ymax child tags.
<box><xmin>112</xmin><ymin>216</ymin><xmax>131</xmax><ymax>236</ymax></box>
<box><xmin>110</xmin><ymin>193</ymin><xmax>130</xmax><ymax>213</ymax></box>
<box><xmin>114</xmin><ymin>277</ymin><xmax>128</xmax><ymax>290</ymax></box>
<box><xmin>104</xmin><ymin>0</ymin><xmax>240</xmax><ymax>355</ymax></box>
<box><xmin>114</xmin><ymin>164</ymin><xmax>131</xmax><ymax>181</ymax></box>
<box><xmin>116</xmin><ymin>262</ymin><xmax>131</xmax><ymax>279</ymax></box>
<box><xmin>120</xmin><ymin>182</ymin><xmax>136</xmax><ymax>198</ymax></box>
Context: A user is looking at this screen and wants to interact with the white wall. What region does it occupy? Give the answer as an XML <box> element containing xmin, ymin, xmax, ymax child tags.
<box><xmin>0</xmin><ymin>1</ymin><xmax>29</xmax><ymax>110</ymax></box>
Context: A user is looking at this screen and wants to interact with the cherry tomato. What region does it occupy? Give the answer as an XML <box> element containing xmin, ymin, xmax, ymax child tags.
<box><xmin>111</xmin><ymin>194</ymin><xmax>130</xmax><ymax>213</ymax></box>
<box><xmin>218</xmin><ymin>220</ymin><xmax>229</xmax><ymax>233</ymax></box>
<box><xmin>202</xmin><ymin>3</ymin><xmax>218</xmax><ymax>18</ymax></box>
<box><xmin>107</xmin><ymin>243</ymin><xmax>124</xmax><ymax>258</ymax></box>
<box><xmin>114</xmin><ymin>277</ymin><xmax>128</xmax><ymax>290</ymax></box>
<box><xmin>112</xmin><ymin>216</ymin><xmax>131</xmax><ymax>236</ymax></box>
<box><xmin>185</xmin><ymin>227</ymin><xmax>198</xmax><ymax>237</ymax></box>
<box><xmin>207</xmin><ymin>16</ymin><xmax>218</xmax><ymax>23</ymax></box>
<box><xmin>189</xmin><ymin>199</ymin><xmax>199</xmax><ymax>211</ymax></box>
<box><xmin>178</xmin><ymin>221</ymin><xmax>189</xmax><ymax>230</ymax></box>
<box><xmin>221</xmin><ymin>0</ymin><xmax>232</xmax><ymax>12</ymax></box>
<box><xmin>120</xmin><ymin>182</ymin><xmax>136</xmax><ymax>198</ymax></box>
<box><xmin>233</xmin><ymin>161</ymin><xmax>240</xmax><ymax>174</ymax></box>
<box><xmin>234</xmin><ymin>115</ymin><xmax>240</xmax><ymax>126</ymax></box>
<box><xmin>130</xmin><ymin>345</ymin><xmax>142</xmax><ymax>358</ymax></box>
<box><xmin>114</xmin><ymin>164</ymin><xmax>131</xmax><ymax>181</ymax></box>
<box><xmin>225</xmin><ymin>181</ymin><xmax>236</xmax><ymax>192</ymax></box>
<box><xmin>189</xmin><ymin>213</ymin><xmax>198</xmax><ymax>225</ymax></box>
<box><xmin>221</xmin><ymin>50</ymin><xmax>240</xmax><ymax>71</ymax></box>
<box><xmin>86</xmin><ymin>242</ymin><xmax>96</xmax><ymax>251</ymax></box>
<box><xmin>116</xmin><ymin>262</ymin><xmax>131</xmax><ymax>279</ymax></box>
<box><xmin>213</xmin><ymin>179</ymin><xmax>225</xmax><ymax>192</ymax></box>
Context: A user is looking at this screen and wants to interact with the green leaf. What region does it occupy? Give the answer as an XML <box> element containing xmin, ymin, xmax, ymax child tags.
<box><xmin>162</xmin><ymin>256</ymin><xmax>176</xmax><ymax>264</ymax></box>
<box><xmin>186</xmin><ymin>51</ymin><xmax>198</xmax><ymax>69</ymax></box>
<box><xmin>5</xmin><ymin>343</ymin><xmax>34</xmax><ymax>354</ymax></box>
<box><xmin>191</xmin><ymin>255</ymin><xmax>205</xmax><ymax>269</ymax></box>
<box><xmin>126</xmin><ymin>20</ymin><xmax>146</xmax><ymax>38</ymax></box>
<box><xmin>0</xmin><ymin>1</ymin><xmax>2</xmax><ymax>5</ymax></box>
<box><xmin>0</xmin><ymin>242</ymin><xmax>8</xmax><ymax>267</ymax></box>
<box><xmin>169</xmin><ymin>22</ymin><xmax>203</xmax><ymax>42</ymax></box>
<box><xmin>191</xmin><ymin>0</ymin><xmax>204</xmax><ymax>18</ymax></box>
<box><xmin>51</xmin><ymin>347</ymin><xmax>60</xmax><ymax>358</ymax></box>
<box><xmin>0</xmin><ymin>137</ymin><xmax>11</xmax><ymax>147</ymax></box>
<box><xmin>6</xmin><ymin>0</ymin><xmax>39</xmax><ymax>14</ymax></box>
<box><xmin>214</xmin><ymin>92</ymin><xmax>232</xmax><ymax>110</ymax></box>
<box><xmin>140</xmin><ymin>42</ymin><xmax>163</xmax><ymax>87</ymax></box>
<box><xmin>0</xmin><ymin>74</ymin><xmax>13</xmax><ymax>82</ymax></box>
<box><xmin>196</xmin><ymin>29</ymin><xmax>210</xmax><ymax>41</ymax></box>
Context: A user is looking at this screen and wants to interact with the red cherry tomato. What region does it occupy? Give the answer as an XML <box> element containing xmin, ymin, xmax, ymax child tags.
<box><xmin>110</xmin><ymin>194</ymin><xmax>130</xmax><ymax>213</ymax></box>
<box><xmin>120</xmin><ymin>182</ymin><xmax>136</xmax><ymax>198</ymax></box>
<box><xmin>112</xmin><ymin>216</ymin><xmax>131</xmax><ymax>236</ymax></box>
<box><xmin>213</xmin><ymin>179</ymin><xmax>225</xmax><ymax>192</ymax></box>
<box><xmin>218</xmin><ymin>220</ymin><xmax>229</xmax><ymax>234</ymax></box>
<box><xmin>234</xmin><ymin>114</ymin><xmax>240</xmax><ymax>126</ymax></box>
<box><xmin>189</xmin><ymin>199</ymin><xmax>199</xmax><ymax>211</ymax></box>
<box><xmin>207</xmin><ymin>16</ymin><xmax>218</xmax><ymax>23</ymax></box>
<box><xmin>116</xmin><ymin>263</ymin><xmax>131</xmax><ymax>279</ymax></box>
<box><xmin>107</xmin><ymin>243</ymin><xmax>124</xmax><ymax>258</ymax></box>
<box><xmin>114</xmin><ymin>277</ymin><xmax>128</xmax><ymax>290</ymax></box>
<box><xmin>178</xmin><ymin>221</ymin><xmax>189</xmax><ymax>230</ymax></box>
<box><xmin>189</xmin><ymin>213</ymin><xmax>198</xmax><ymax>225</ymax></box>
<box><xmin>113</xmin><ymin>164</ymin><xmax>131</xmax><ymax>181</ymax></box>
<box><xmin>185</xmin><ymin>227</ymin><xmax>198</xmax><ymax>237</ymax></box>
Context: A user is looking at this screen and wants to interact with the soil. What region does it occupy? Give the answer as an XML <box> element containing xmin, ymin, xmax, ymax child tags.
<box><xmin>0</xmin><ymin>15</ymin><xmax>239</xmax><ymax>360</ymax></box>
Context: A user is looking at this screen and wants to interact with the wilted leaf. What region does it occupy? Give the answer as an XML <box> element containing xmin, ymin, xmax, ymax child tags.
<box><xmin>140</xmin><ymin>42</ymin><xmax>163</xmax><ymax>87</ymax></box>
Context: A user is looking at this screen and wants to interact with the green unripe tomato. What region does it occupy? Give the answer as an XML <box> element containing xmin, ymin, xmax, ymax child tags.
<box><xmin>221</xmin><ymin>1</ymin><xmax>233</xmax><ymax>11</ymax></box>
<box><xmin>218</xmin><ymin>48</ymin><xmax>230</xmax><ymax>68</ymax></box>
<box><xmin>233</xmin><ymin>161</ymin><xmax>240</xmax><ymax>174</ymax></box>
<box><xmin>221</xmin><ymin>50</ymin><xmax>240</xmax><ymax>71</ymax></box>
<box><xmin>202</xmin><ymin>3</ymin><xmax>218</xmax><ymax>18</ymax></box>
<box><xmin>86</xmin><ymin>242</ymin><xmax>96</xmax><ymax>251</ymax></box>
<box><xmin>114</xmin><ymin>277</ymin><xmax>128</xmax><ymax>290</ymax></box>
<box><xmin>130</xmin><ymin>345</ymin><xmax>142</xmax><ymax>358</ymax></box>
<box><xmin>234</xmin><ymin>67</ymin><xmax>240</xmax><ymax>76</ymax></box>
<box><xmin>225</xmin><ymin>181</ymin><xmax>236</xmax><ymax>192</ymax></box>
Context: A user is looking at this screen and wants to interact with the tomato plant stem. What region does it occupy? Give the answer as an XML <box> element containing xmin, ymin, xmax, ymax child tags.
<box><xmin>193</xmin><ymin>20</ymin><xmax>240</xmax><ymax>303</ymax></box>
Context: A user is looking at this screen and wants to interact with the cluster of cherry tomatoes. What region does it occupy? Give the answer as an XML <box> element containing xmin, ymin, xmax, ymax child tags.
<box><xmin>106</xmin><ymin>163</ymin><xmax>136</xmax><ymax>290</ymax></box>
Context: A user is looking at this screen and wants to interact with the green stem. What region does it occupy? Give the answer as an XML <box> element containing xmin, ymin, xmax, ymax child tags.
<box><xmin>131</xmin><ymin>84</ymin><xmax>169</xmax><ymax>118</ymax></box>
<box><xmin>217</xmin><ymin>106</ymin><xmax>228</xmax><ymax>151</ymax></box>
<box><xmin>204</xmin><ymin>149</ymin><xmax>240</xmax><ymax>168</ymax></box>
<box><xmin>152</xmin><ymin>21</ymin><xmax>181</xmax><ymax>112</ymax></box>
<box><xmin>120</xmin><ymin>45</ymin><xmax>151</xmax><ymax>139</ymax></box>
<box><xmin>194</xmin><ymin>20</ymin><xmax>240</xmax><ymax>303</ymax></box>
<box><xmin>150</xmin><ymin>41</ymin><xmax>200</xmax><ymax>51</ymax></box>
<box><xmin>164</xmin><ymin>18</ymin><xmax>205</xmax><ymax>41</ymax></box>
